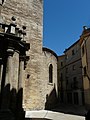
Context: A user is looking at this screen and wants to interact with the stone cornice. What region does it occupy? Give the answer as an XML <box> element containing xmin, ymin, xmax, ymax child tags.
<box><xmin>0</xmin><ymin>32</ymin><xmax>30</xmax><ymax>55</ymax></box>
<box><xmin>79</xmin><ymin>28</ymin><xmax>90</xmax><ymax>45</ymax></box>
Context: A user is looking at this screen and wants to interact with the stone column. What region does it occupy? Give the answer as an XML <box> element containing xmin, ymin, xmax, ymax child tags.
<box><xmin>18</xmin><ymin>56</ymin><xmax>24</xmax><ymax>108</ymax></box>
<box><xmin>0</xmin><ymin>64</ymin><xmax>3</xmax><ymax>92</ymax></box>
<box><xmin>17</xmin><ymin>56</ymin><xmax>25</xmax><ymax>120</ymax></box>
<box><xmin>0</xmin><ymin>62</ymin><xmax>3</xmax><ymax>107</ymax></box>
<box><xmin>12</xmin><ymin>51</ymin><xmax>19</xmax><ymax>90</ymax></box>
<box><xmin>1</xmin><ymin>48</ymin><xmax>14</xmax><ymax>109</ymax></box>
<box><xmin>18</xmin><ymin>56</ymin><xmax>24</xmax><ymax>90</ymax></box>
<box><xmin>10</xmin><ymin>50</ymin><xmax>19</xmax><ymax>113</ymax></box>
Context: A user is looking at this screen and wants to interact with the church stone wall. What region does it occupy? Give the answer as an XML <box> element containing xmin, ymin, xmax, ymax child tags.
<box><xmin>1</xmin><ymin>0</ymin><xmax>44</xmax><ymax>110</ymax></box>
<box><xmin>42</xmin><ymin>48</ymin><xmax>58</xmax><ymax>109</ymax></box>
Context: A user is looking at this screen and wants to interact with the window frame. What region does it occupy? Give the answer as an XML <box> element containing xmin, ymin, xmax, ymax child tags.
<box><xmin>49</xmin><ymin>64</ymin><xmax>53</xmax><ymax>83</ymax></box>
<box><xmin>72</xmin><ymin>49</ymin><xmax>75</xmax><ymax>55</ymax></box>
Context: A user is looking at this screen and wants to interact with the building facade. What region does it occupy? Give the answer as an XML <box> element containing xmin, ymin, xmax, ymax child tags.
<box><xmin>1</xmin><ymin>0</ymin><xmax>90</xmax><ymax>119</ymax></box>
<box><xmin>80</xmin><ymin>27</ymin><xmax>90</xmax><ymax>109</ymax></box>
<box><xmin>0</xmin><ymin>0</ymin><xmax>58</xmax><ymax>118</ymax></box>
<box><xmin>42</xmin><ymin>47</ymin><xmax>58</xmax><ymax>109</ymax></box>
<box><xmin>1</xmin><ymin>0</ymin><xmax>44</xmax><ymax>110</ymax></box>
<box><xmin>58</xmin><ymin>40</ymin><xmax>84</xmax><ymax>106</ymax></box>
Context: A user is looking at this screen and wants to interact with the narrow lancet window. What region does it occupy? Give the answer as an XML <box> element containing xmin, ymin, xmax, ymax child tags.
<box><xmin>49</xmin><ymin>64</ymin><xmax>53</xmax><ymax>83</ymax></box>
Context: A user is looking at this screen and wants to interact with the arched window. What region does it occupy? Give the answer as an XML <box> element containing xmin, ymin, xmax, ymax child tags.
<box><xmin>49</xmin><ymin>64</ymin><xmax>53</xmax><ymax>83</ymax></box>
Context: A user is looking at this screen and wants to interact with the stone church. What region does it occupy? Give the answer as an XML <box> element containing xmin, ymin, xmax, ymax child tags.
<box><xmin>0</xmin><ymin>0</ymin><xmax>58</xmax><ymax>119</ymax></box>
<box><xmin>1</xmin><ymin>0</ymin><xmax>90</xmax><ymax>120</ymax></box>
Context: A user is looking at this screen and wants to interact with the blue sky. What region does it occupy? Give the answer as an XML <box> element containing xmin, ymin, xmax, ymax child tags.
<box><xmin>43</xmin><ymin>0</ymin><xmax>90</xmax><ymax>55</ymax></box>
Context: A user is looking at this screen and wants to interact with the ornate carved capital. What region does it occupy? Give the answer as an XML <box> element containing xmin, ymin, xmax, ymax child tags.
<box><xmin>7</xmin><ymin>48</ymin><xmax>14</xmax><ymax>56</ymax></box>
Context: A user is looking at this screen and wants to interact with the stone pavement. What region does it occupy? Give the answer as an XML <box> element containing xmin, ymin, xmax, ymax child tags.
<box><xmin>25</xmin><ymin>110</ymin><xmax>85</xmax><ymax>120</ymax></box>
<box><xmin>25</xmin><ymin>103</ymin><xmax>88</xmax><ymax>120</ymax></box>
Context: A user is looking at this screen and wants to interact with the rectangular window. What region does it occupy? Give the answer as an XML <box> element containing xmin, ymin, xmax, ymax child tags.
<box><xmin>74</xmin><ymin>92</ymin><xmax>78</xmax><ymax>105</ymax></box>
<box><xmin>66</xmin><ymin>68</ymin><xmax>68</xmax><ymax>73</ymax></box>
<box><xmin>72</xmin><ymin>65</ymin><xmax>75</xmax><ymax>70</ymax></box>
<box><xmin>67</xmin><ymin>93</ymin><xmax>72</xmax><ymax>104</ymax></box>
<box><xmin>65</xmin><ymin>55</ymin><xmax>68</xmax><ymax>60</ymax></box>
<box><xmin>61</xmin><ymin>62</ymin><xmax>63</xmax><ymax>67</ymax></box>
<box><xmin>82</xmin><ymin>45</ymin><xmax>85</xmax><ymax>55</ymax></box>
<box><xmin>72</xmin><ymin>49</ymin><xmax>75</xmax><ymax>55</ymax></box>
<box><xmin>73</xmin><ymin>77</ymin><xmax>78</xmax><ymax>89</ymax></box>
<box><xmin>60</xmin><ymin>73</ymin><xmax>63</xmax><ymax>81</ymax></box>
<box><xmin>83</xmin><ymin>66</ymin><xmax>87</xmax><ymax>76</ymax></box>
<box><xmin>49</xmin><ymin>64</ymin><xmax>53</xmax><ymax>83</ymax></box>
<box><xmin>66</xmin><ymin>77</ymin><xmax>68</xmax><ymax>84</ymax></box>
<box><xmin>73</xmin><ymin>77</ymin><xmax>77</xmax><ymax>82</ymax></box>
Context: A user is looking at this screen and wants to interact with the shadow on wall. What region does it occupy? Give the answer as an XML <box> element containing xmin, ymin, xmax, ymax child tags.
<box><xmin>0</xmin><ymin>44</ymin><xmax>25</xmax><ymax>120</ymax></box>
<box><xmin>45</xmin><ymin>84</ymin><xmax>58</xmax><ymax>110</ymax></box>
<box><xmin>0</xmin><ymin>84</ymin><xmax>25</xmax><ymax>120</ymax></box>
<box><xmin>0</xmin><ymin>83</ymin><xmax>25</xmax><ymax>120</ymax></box>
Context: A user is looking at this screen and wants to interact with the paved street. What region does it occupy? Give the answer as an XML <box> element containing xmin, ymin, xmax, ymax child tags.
<box><xmin>26</xmin><ymin>110</ymin><xmax>85</xmax><ymax>120</ymax></box>
<box><xmin>25</xmin><ymin>103</ymin><xmax>87</xmax><ymax>120</ymax></box>
<box><xmin>52</xmin><ymin>103</ymin><xmax>87</xmax><ymax>116</ymax></box>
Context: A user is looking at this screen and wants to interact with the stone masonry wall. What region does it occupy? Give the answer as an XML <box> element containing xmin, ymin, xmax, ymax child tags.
<box><xmin>1</xmin><ymin>0</ymin><xmax>43</xmax><ymax>110</ymax></box>
<box><xmin>42</xmin><ymin>49</ymin><xmax>58</xmax><ymax>109</ymax></box>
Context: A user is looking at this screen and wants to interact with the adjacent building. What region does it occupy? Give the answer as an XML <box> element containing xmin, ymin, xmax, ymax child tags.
<box><xmin>80</xmin><ymin>27</ymin><xmax>90</xmax><ymax>109</ymax></box>
<box><xmin>58</xmin><ymin>40</ymin><xmax>84</xmax><ymax>106</ymax></box>
<box><xmin>58</xmin><ymin>26</ymin><xmax>90</xmax><ymax>109</ymax></box>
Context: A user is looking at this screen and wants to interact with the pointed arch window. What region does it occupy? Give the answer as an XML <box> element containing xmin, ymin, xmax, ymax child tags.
<box><xmin>49</xmin><ymin>64</ymin><xmax>53</xmax><ymax>83</ymax></box>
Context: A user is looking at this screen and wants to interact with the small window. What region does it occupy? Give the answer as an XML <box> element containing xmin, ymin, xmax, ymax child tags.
<box><xmin>27</xmin><ymin>74</ymin><xmax>30</xmax><ymax>79</ymax></box>
<box><xmin>66</xmin><ymin>55</ymin><xmax>68</xmax><ymax>60</ymax></box>
<box><xmin>72</xmin><ymin>65</ymin><xmax>75</xmax><ymax>70</ymax></box>
<box><xmin>72</xmin><ymin>49</ymin><xmax>75</xmax><ymax>55</ymax></box>
<box><xmin>66</xmin><ymin>77</ymin><xmax>68</xmax><ymax>84</ymax></box>
<box><xmin>60</xmin><ymin>73</ymin><xmax>63</xmax><ymax>81</ymax></box>
<box><xmin>61</xmin><ymin>62</ymin><xmax>63</xmax><ymax>67</ymax></box>
<box><xmin>83</xmin><ymin>66</ymin><xmax>87</xmax><ymax>76</ymax></box>
<box><xmin>73</xmin><ymin>77</ymin><xmax>78</xmax><ymax>89</ymax></box>
<box><xmin>49</xmin><ymin>64</ymin><xmax>53</xmax><ymax>83</ymax></box>
<box><xmin>66</xmin><ymin>68</ymin><xmax>68</xmax><ymax>73</ymax></box>
<box><xmin>82</xmin><ymin>45</ymin><xmax>85</xmax><ymax>55</ymax></box>
<box><xmin>73</xmin><ymin>77</ymin><xmax>77</xmax><ymax>82</ymax></box>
